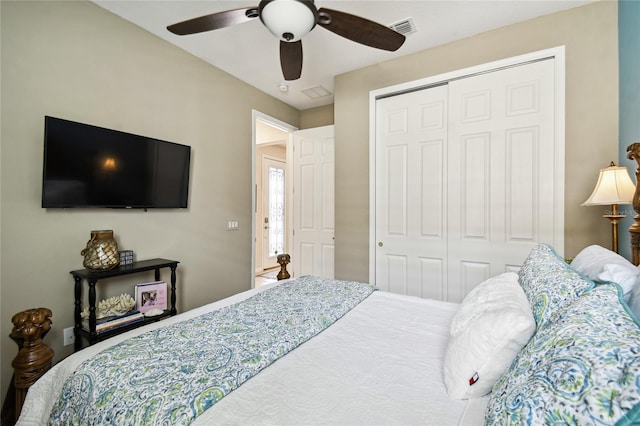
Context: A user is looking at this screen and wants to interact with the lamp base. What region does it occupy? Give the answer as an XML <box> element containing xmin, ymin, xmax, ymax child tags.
<box><xmin>630</xmin><ymin>216</ymin><xmax>640</xmax><ymax>265</ymax></box>
<box><xmin>603</xmin><ymin>205</ymin><xmax>625</xmax><ymax>253</ymax></box>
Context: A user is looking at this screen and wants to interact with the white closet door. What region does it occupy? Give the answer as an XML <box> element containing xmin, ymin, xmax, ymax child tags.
<box><xmin>374</xmin><ymin>58</ymin><xmax>557</xmax><ymax>302</ymax></box>
<box><xmin>446</xmin><ymin>59</ymin><xmax>555</xmax><ymax>302</ymax></box>
<box><xmin>292</xmin><ymin>125</ymin><xmax>335</xmax><ymax>278</ymax></box>
<box><xmin>375</xmin><ymin>85</ymin><xmax>449</xmax><ymax>298</ymax></box>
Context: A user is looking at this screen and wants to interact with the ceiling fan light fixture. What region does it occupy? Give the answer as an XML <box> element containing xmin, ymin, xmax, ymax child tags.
<box><xmin>259</xmin><ymin>0</ymin><xmax>318</xmax><ymax>42</ymax></box>
<box><xmin>168</xmin><ymin>1</ymin><xmax>404</xmax><ymax>82</ymax></box>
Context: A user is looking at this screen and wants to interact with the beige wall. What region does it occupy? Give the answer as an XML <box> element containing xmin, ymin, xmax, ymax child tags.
<box><xmin>0</xmin><ymin>0</ymin><xmax>299</xmax><ymax>402</ymax></box>
<box><xmin>334</xmin><ymin>1</ymin><xmax>619</xmax><ymax>281</ymax></box>
<box><xmin>300</xmin><ymin>104</ymin><xmax>334</xmax><ymax>129</ymax></box>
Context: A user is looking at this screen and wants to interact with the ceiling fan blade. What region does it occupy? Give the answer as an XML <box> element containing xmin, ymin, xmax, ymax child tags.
<box><xmin>167</xmin><ymin>7</ymin><xmax>258</xmax><ymax>35</ymax></box>
<box><xmin>317</xmin><ymin>8</ymin><xmax>405</xmax><ymax>52</ymax></box>
<box><xmin>280</xmin><ymin>40</ymin><xmax>303</xmax><ymax>81</ymax></box>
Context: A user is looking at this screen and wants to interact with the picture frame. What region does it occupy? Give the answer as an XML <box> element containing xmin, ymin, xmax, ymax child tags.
<box><xmin>135</xmin><ymin>281</ymin><xmax>167</xmax><ymax>313</ymax></box>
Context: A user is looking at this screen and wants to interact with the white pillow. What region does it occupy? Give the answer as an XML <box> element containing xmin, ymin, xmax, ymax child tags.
<box><xmin>443</xmin><ymin>272</ymin><xmax>536</xmax><ymax>400</ymax></box>
<box><xmin>570</xmin><ymin>245</ymin><xmax>640</xmax><ymax>300</ymax></box>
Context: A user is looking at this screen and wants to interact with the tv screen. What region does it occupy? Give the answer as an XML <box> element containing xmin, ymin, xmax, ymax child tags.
<box><xmin>42</xmin><ymin>116</ymin><xmax>191</xmax><ymax>209</ymax></box>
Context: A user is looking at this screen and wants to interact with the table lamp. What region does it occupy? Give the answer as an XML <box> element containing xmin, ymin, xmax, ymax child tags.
<box><xmin>582</xmin><ymin>161</ymin><xmax>636</xmax><ymax>253</ymax></box>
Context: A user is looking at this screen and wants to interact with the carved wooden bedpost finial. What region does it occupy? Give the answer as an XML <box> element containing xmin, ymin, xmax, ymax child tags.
<box><xmin>276</xmin><ymin>253</ymin><xmax>291</xmax><ymax>280</ymax></box>
<box><xmin>626</xmin><ymin>143</ymin><xmax>640</xmax><ymax>265</ymax></box>
<box><xmin>10</xmin><ymin>307</ymin><xmax>54</xmax><ymax>423</ymax></box>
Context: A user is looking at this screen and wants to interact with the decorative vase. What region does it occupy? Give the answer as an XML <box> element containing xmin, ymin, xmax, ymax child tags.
<box><xmin>81</xmin><ymin>230</ymin><xmax>120</xmax><ymax>271</ymax></box>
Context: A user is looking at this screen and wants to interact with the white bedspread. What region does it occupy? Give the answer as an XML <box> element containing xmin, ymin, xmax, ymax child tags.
<box><xmin>18</xmin><ymin>281</ymin><xmax>489</xmax><ymax>425</ymax></box>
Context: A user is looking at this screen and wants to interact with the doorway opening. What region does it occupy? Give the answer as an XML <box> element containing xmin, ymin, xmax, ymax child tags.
<box><xmin>252</xmin><ymin>111</ymin><xmax>297</xmax><ymax>288</ymax></box>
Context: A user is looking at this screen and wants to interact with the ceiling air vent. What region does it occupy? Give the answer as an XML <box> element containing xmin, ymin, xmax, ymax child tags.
<box><xmin>302</xmin><ymin>86</ymin><xmax>332</xmax><ymax>99</ymax></box>
<box><xmin>389</xmin><ymin>17</ymin><xmax>417</xmax><ymax>36</ymax></box>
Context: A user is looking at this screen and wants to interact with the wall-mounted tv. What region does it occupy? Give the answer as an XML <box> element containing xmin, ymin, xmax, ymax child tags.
<box><xmin>42</xmin><ymin>116</ymin><xmax>191</xmax><ymax>209</ymax></box>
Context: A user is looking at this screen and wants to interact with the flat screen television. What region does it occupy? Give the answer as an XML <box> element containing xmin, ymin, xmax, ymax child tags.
<box><xmin>42</xmin><ymin>116</ymin><xmax>191</xmax><ymax>209</ymax></box>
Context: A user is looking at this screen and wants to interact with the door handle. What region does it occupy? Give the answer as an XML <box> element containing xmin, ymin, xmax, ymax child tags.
<box><xmin>378</xmin><ymin>242</ymin><xmax>383</xmax><ymax>247</ymax></box>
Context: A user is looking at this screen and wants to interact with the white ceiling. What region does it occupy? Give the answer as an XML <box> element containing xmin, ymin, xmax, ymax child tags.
<box><xmin>93</xmin><ymin>0</ymin><xmax>594</xmax><ymax>111</ymax></box>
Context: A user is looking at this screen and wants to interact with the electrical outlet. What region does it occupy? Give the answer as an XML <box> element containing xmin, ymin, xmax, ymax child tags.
<box><xmin>63</xmin><ymin>327</ymin><xmax>75</xmax><ymax>346</ymax></box>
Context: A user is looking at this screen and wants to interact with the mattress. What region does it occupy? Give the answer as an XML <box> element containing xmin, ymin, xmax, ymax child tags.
<box><xmin>18</xmin><ymin>280</ymin><xmax>489</xmax><ymax>425</ymax></box>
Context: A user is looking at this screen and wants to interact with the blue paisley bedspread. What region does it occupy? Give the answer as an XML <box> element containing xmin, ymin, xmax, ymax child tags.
<box><xmin>48</xmin><ymin>276</ymin><xmax>376</xmax><ymax>426</ymax></box>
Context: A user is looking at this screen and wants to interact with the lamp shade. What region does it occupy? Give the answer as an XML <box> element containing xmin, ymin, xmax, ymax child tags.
<box><xmin>259</xmin><ymin>0</ymin><xmax>317</xmax><ymax>42</ymax></box>
<box><xmin>581</xmin><ymin>162</ymin><xmax>636</xmax><ymax>206</ymax></box>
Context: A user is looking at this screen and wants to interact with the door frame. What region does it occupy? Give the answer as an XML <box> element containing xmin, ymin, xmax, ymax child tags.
<box><xmin>251</xmin><ymin>110</ymin><xmax>297</xmax><ymax>288</ymax></box>
<box><xmin>367</xmin><ymin>46</ymin><xmax>566</xmax><ymax>285</ymax></box>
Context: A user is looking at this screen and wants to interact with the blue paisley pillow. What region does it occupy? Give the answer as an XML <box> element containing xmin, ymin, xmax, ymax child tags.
<box><xmin>485</xmin><ymin>284</ymin><xmax>640</xmax><ymax>425</ymax></box>
<box><xmin>518</xmin><ymin>243</ymin><xmax>594</xmax><ymax>327</ymax></box>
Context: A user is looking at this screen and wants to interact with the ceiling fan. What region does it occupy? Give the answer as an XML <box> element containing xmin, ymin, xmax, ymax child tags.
<box><xmin>167</xmin><ymin>0</ymin><xmax>406</xmax><ymax>81</ymax></box>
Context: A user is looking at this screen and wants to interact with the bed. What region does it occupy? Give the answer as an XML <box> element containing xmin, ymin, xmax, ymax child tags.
<box><xmin>15</xmin><ymin>244</ymin><xmax>640</xmax><ymax>425</ymax></box>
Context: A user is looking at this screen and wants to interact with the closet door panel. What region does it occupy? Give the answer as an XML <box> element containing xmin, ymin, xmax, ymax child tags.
<box><xmin>386</xmin><ymin>144</ymin><xmax>408</xmax><ymax>236</ymax></box>
<box><xmin>507</xmin><ymin>127</ymin><xmax>538</xmax><ymax>241</ymax></box>
<box><xmin>375</xmin><ymin>85</ymin><xmax>449</xmax><ymax>297</ymax></box>
<box><xmin>447</xmin><ymin>59</ymin><xmax>555</xmax><ymax>302</ymax></box>
<box><xmin>421</xmin><ymin>140</ymin><xmax>445</xmax><ymax>238</ymax></box>
<box><xmin>460</xmin><ymin>132</ymin><xmax>490</xmax><ymax>240</ymax></box>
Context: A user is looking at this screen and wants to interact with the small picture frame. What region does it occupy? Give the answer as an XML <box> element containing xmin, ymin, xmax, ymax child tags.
<box><xmin>135</xmin><ymin>281</ymin><xmax>167</xmax><ymax>313</ymax></box>
<box><xmin>119</xmin><ymin>250</ymin><xmax>135</xmax><ymax>266</ymax></box>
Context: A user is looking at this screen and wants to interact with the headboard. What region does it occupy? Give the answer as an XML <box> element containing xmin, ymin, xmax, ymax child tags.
<box><xmin>626</xmin><ymin>143</ymin><xmax>640</xmax><ymax>265</ymax></box>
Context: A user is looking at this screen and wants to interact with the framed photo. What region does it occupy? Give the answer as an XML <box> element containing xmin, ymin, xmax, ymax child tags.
<box><xmin>135</xmin><ymin>281</ymin><xmax>167</xmax><ymax>313</ymax></box>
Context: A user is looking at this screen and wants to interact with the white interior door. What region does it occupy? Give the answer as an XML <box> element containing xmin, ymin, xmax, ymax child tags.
<box><xmin>374</xmin><ymin>58</ymin><xmax>560</xmax><ymax>302</ymax></box>
<box><xmin>292</xmin><ymin>125</ymin><xmax>335</xmax><ymax>278</ymax></box>
<box><xmin>262</xmin><ymin>156</ymin><xmax>286</xmax><ymax>269</ymax></box>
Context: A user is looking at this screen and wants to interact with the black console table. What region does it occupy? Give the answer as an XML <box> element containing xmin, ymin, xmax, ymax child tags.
<box><xmin>70</xmin><ymin>258</ymin><xmax>179</xmax><ymax>351</ymax></box>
